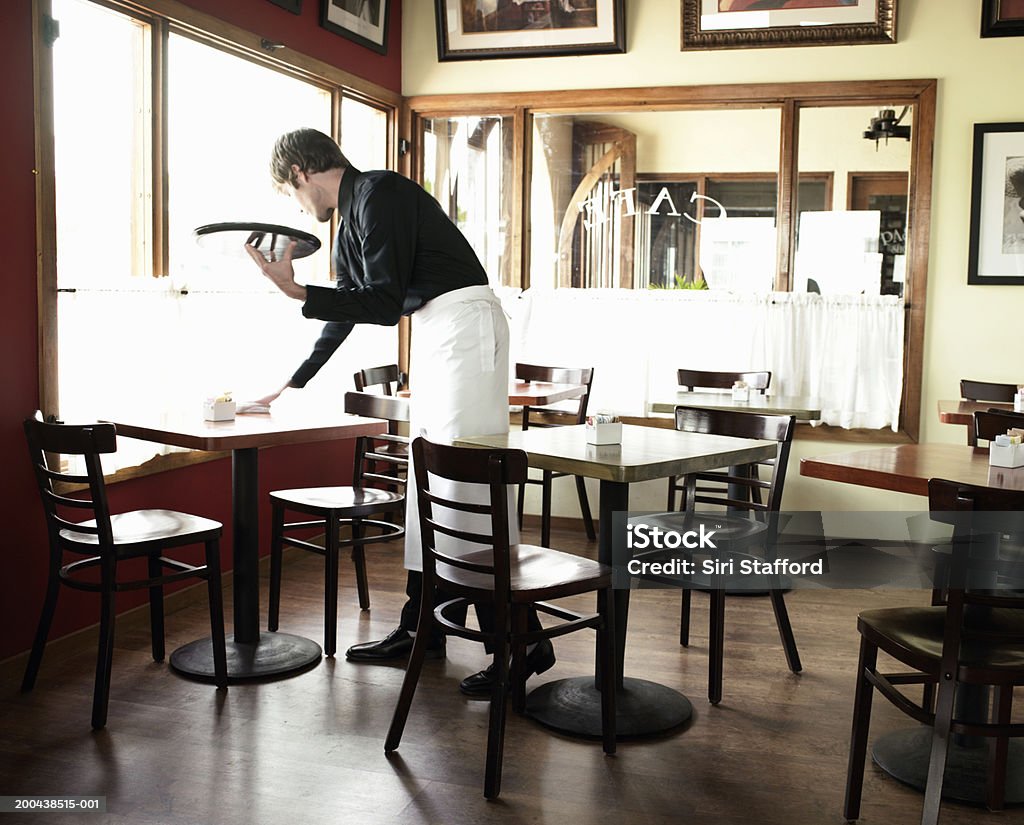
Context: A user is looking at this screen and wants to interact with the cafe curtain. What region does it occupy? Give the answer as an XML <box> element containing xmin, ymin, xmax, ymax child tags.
<box><xmin>58</xmin><ymin>284</ymin><xmax>398</xmax><ymax>473</ymax></box>
<box><xmin>510</xmin><ymin>288</ymin><xmax>905</xmax><ymax>430</ymax></box>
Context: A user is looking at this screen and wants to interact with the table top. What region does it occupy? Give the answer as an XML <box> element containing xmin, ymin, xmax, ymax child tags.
<box><xmin>800</xmin><ymin>443</ymin><xmax>1024</xmax><ymax>497</ymax></box>
<box><xmin>110</xmin><ymin>411</ymin><xmax>385</xmax><ymax>452</ymax></box>
<box><xmin>937</xmin><ymin>399</ymin><xmax>1015</xmax><ymax>426</ymax></box>
<box><xmin>456</xmin><ymin>424</ymin><xmax>776</xmax><ymax>484</ymax></box>
<box><xmin>649</xmin><ymin>392</ymin><xmax>821</xmax><ymax>419</ymax></box>
<box><xmin>399</xmin><ymin>381</ymin><xmax>586</xmax><ymax>407</ymax></box>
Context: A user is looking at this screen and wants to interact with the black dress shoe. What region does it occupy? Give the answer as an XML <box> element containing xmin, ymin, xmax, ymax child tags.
<box><xmin>345</xmin><ymin>627</ymin><xmax>445</xmax><ymax>662</ymax></box>
<box><xmin>459</xmin><ymin>638</ymin><xmax>556</xmax><ymax>696</ymax></box>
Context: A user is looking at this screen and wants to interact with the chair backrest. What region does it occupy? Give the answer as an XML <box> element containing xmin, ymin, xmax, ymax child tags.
<box><xmin>515</xmin><ymin>362</ymin><xmax>594</xmax><ymax>428</ymax></box>
<box><xmin>353</xmin><ymin>364</ymin><xmax>405</xmax><ymax>396</ymax></box>
<box><xmin>959</xmin><ymin>379</ymin><xmax>1016</xmax><ymax>403</ymax></box>
<box><xmin>344</xmin><ymin>392</ymin><xmax>410</xmax><ymax>491</ymax></box>
<box><xmin>673</xmin><ymin>406</ymin><xmax>796</xmax><ymax>516</ymax></box>
<box><xmin>926</xmin><ymin>478</ymin><xmax>1024</xmax><ymax>628</ymax></box>
<box><xmin>972</xmin><ymin>409</ymin><xmax>1024</xmax><ymax>446</ymax></box>
<box><xmin>677</xmin><ymin>369</ymin><xmax>771</xmax><ymax>394</ymax></box>
<box><xmin>411</xmin><ymin>436</ymin><xmax>527</xmax><ymax>602</ymax></box>
<box><xmin>24</xmin><ymin>411</ymin><xmax>117</xmax><ymax>548</ymax></box>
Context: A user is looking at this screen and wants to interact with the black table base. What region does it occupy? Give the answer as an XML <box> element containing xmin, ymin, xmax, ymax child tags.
<box><xmin>170</xmin><ymin>632</ymin><xmax>322</xmax><ymax>682</ymax></box>
<box><xmin>525</xmin><ymin>676</ymin><xmax>692</xmax><ymax>738</ymax></box>
<box><xmin>873</xmin><ymin>727</ymin><xmax>1024</xmax><ymax>805</ymax></box>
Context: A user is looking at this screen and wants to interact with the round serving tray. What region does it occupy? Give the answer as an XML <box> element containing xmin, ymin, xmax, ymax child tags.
<box><xmin>193</xmin><ymin>222</ymin><xmax>321</xmax><ymax>260</ymax></box>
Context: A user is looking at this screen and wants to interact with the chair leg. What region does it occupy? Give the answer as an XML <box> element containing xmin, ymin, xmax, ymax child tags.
<box><xmin>268</xmin><ymin>503</ymin><xmax>285</xmax><ymax>633</ymax></box>
<box><xmin>204</xmin><ymin>540</ymin><xmax>228</xmax><ymax>690</ymax></box>
<box><xmin>324</xmin><ymin>516</ymin><xmax>340</xmax><ymax>657</ymax></box>
<box><xmin>540</xmin><ymin>471</ymin><xmax>553</xmax><ymax>548</ymax></box>
<box><xmin>679</xmin><ymin>589</ymin><xmax>691</xmax><ymax>647</ymax></box>
<box><xmin>708</xmin><ymin>588</ymin><xmax>726</xmax><ymax>705</ymax></box>
<box><xmin>666</xmin><ymin>477</ymin><xmax>677</xmax><ymax>511</ymax></box>
<box><xmin>21</xmin><ymin>559</ymin><xmax>62</xmax><ymax>692</ymax></box>
<box><xmin>352</xmin><ymin>517</ymin><xmax>370</xmax><ymax>611</ymax></box>
<box><xmin>768</xmin><ymin>588</ymin><xmax>802</xmax><ymax>673</ymax></box>
<box><xmin>147</xmin><ymin>555</ymin><xmax>165</xmax><ymax>662</ymax></box>
<box><xmin>517</xmin><ymin>482</ymin><xmax>526</xmax><ymax>531</ymax></box>
<box><xmin>598</xmin><ymin>587</ymin><xmax>617</xmax><ymax>755</ymax></box>
<box><xmin>843</xmin><ymin>635</ymin><xmax>878</xmax><ymax>821</ymax></box>
<box><xmin>921</xmin><ymin>670</ymin><xmax>957</xmax><ymax>825</ymax></box>
<box><xmin>484</xmin><ymin>629</ymin><xmax>510</xmax><ymax>799</ymax></box>
<box><xmin>385</xmin><ymin>584</ymin><xmax>435</xmax><ymax>753</ymax></box>
<box><xmin>91</xmin><ymin>557</ymin><xmax>118</xmax><ymax>730</ymax></box>
<box><xmin>575</xmin><ymin>476</ymin><xmax>596</xmax><ymax>541</ymax></box>
<box><xmin>510</xmin><ymin>606</ymin><xmax>529</xmax><ymax>715</ymax></box>
<box><xmin>987</xmin><ymin>685</ymin><xmax>1013</xmax><ymax>812</ymax></box>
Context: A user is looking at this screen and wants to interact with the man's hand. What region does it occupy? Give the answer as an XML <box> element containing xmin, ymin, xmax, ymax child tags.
<box><xmin>244</xmin><ymin>240</ymin><xmax>307</xmax><ymax>301</ymax></box>
<box><xmin>252</xmin><ymin>381</ymin><xmax>292</xmax><ymax>407</ymax></box>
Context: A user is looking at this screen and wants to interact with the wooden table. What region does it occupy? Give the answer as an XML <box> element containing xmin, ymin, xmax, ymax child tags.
<box><xmin>650</xmin><ymin>392</ymin><xmax>821</xmax><ymax>419</ymax></box>
<box><xmin>400</xmin><ymin>380</ymin><xmax>585</xmax><ymax>407</ymax></box>
<box><xmin>799</xmin><ymin>443</ymin><xmax>1024</xmax><ymax>496</ymax></box>
<box><xmin>800</xmin><ymin>441</ymin><xmax>1024</xmax><ymax>804</ymax></box>
<box><xmin>937</xmin><ymin>399</ymin><xmax>1015</xmax><ymax>426</ymax></box>
<box><xmin>457</xmin><ymin>423</ymin><xmax>776</xmax><ymax>738</ymax></box>
<box><xmin>112</xmin><ymin>410</ymin><xmax>385</xmax><ymax>681</ymax></box>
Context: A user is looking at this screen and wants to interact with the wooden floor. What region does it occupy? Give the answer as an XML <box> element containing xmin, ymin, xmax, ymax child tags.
<box><xmin>1</xmin><ymin>524</ymin><xmax>1019</xmax><ymax>825</ymax></box>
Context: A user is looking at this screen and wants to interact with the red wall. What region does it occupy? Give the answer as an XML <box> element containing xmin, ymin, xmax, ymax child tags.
<box><xmin>0</xmin><ymin>0</ymin><xmax>402</xmax><ymax>663</ymax></box>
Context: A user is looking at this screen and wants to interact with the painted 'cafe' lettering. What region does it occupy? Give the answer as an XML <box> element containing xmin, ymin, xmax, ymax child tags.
<box><xmin>578</xmin><ymin>187</ymin><xmax>729</xmax><ymax>230</ymax></box>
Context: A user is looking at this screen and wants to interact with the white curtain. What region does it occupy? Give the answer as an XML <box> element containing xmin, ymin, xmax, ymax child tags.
<box><xmin>58</xmin><ymin>283</ymin><xmax>398</xmax><ymax>472</ymax></box>
<box><xmin>511</xmin><ymin>289</ymin><xmax>904</xmax><ymax>430</ymax></box>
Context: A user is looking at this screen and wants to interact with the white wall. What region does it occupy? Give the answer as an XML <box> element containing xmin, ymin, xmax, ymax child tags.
<box><xmin>404</xmin><ymin>0</ymin><xmax>1024</xmax><ymax>515</ymax></box>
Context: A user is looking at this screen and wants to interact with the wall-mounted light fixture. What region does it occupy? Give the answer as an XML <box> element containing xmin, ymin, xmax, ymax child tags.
<box><xmin>863</xmin><ymin>107</ymin><xmax>911</xmax><ymax>149</ymax></box>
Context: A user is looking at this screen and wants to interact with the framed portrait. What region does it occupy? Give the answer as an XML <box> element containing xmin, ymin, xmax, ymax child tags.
<box><xmin>981</xmin><ymin>0</ymin><xmax>1024</xmax><ymax>38</ymax></box>
<box><xmin>320</xmin><ymin>0</ymin><xmax>389</xmax><ymax>55</ymax></box>
<box><xmin>434</xmin><ymin>0</ymin><xmax>626</xmax><ymax>61</ymax></box>
<box><xmin>681</xmin><ymin>0</ymin><xmax>897</xmax><ymax>50</ymax></box>
<box><xmin>968</xmin><ymin>123</ymin><xmax>1024</xmax><ymax>285</ymax></box>
<box><xmin>268</xmin><ymin>0</ymin><xmax>302</xmax><ymax>14</ymax></box>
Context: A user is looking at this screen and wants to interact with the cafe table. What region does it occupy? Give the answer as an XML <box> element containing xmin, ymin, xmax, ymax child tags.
<box><xmin>111</xmin><ymin>409</ymin><xmax>385</xmax><ymax>682</ymax></box>
<box><xmin>456</xmin><ymin>423</ymin><xmax>777</xmax><ymax>738</ymax></box>
<box><xmin>649</xmin><ymin>392</ymin><xmax>821</xmax><ymax>419</ymax></box>
<box><xmin>800</xmin><ymin>442</ymin><xmax>1024</xmax><ymax>803</ymax></box>
<box><xmin>937</xmin><ymin>399</ymin><xmax>1015</xmax><ymax>427</ymax></box>
<box><xmin>400</xmin><ymin>380</ymin><xmax>585</xmax><ymax>407</ymax></box>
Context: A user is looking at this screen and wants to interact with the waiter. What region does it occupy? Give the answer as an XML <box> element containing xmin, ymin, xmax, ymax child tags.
<box><xmin>245</xmin><ymin>128</ymin><xmax>553</xmax><ymax>695</ymax></box>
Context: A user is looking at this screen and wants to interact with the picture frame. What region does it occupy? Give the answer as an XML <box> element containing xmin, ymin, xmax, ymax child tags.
<box><xmin>981</xmin><ymin>0</ymin><xmax>1024</xmax><ymax>38</ymax></box>
<box><xmin>268</xmin><ymin>0</ymin><xmax>302</xmax><ymax>14</ymax></box>
<box><xmin>320</xmin><ymin>0</ymin><xmax>389</xmax><ymax>55</ymax></box>
<box><xmin>967</xmin><ymin>123</ymin><xmax>1024</xmax><ymax>286</ymax></box>
<box><xmin>681</xmin><ymin>0</ymin><xmax>897</xmax><ymax>51</ymax></box>
<box><xmin>434</xmin><ymin>0</ymin><xmax>626</xmax><ymax>62</ymax></box>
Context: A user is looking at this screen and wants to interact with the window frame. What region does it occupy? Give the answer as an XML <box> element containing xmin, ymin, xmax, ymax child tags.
<box><xmin>33</xmin><ymin>0</ymin><xmax>401</xmax><ymax>481</ymax></box>
<box><xmin>405</xmin><ymin>81</ymin><xmax>937</xmax><ymax>443</ymax></box>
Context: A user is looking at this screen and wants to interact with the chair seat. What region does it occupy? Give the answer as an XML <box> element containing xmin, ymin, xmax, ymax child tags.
<box><xmin>270</xmin><ymin>486</ymin><xmax>404</xmax><ymax>516</ymax></box>
<box><xmin>60</xmin><ymin>509</ymin><xmax>221</xmax><ymax>552</ymax></box>
<box><xmin>860</xmin><ymin>606</ymin><xmax>1024</xmax><ymax>672</ymax></box>
<box><xmin>437</xmin><ymin>543</ymin><xmax>611</xmax><ymax>600</ymax></box>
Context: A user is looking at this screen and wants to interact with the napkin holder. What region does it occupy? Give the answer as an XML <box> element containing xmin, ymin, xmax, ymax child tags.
<box><xmin>586</xmin><ymin>415</ymin><xmax>621</xmax><ymax>445</ymax></box>
<box><xmin>990</xmin><ymin>435</ymin><xmax>1024</xmax><ymax>468</ymax></box>
<box><xmin>203</xmin><ymin>398</ymin><xmax>236</xmax><ymax>421</ymax></box>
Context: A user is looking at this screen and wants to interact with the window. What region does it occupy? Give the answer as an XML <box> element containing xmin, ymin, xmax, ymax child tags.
<box><xmin>42</xmin><ymin>0</ymin><xmax>398</xmax><ymax>473</ymax></box>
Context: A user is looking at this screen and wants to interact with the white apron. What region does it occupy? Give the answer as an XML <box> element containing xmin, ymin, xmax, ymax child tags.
<box><xmin>404</xmin><ymin>285</ymin><xmax>517</xmax><ymax>571</ymax></box>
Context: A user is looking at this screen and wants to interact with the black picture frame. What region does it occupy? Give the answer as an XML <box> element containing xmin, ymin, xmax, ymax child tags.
<box><xmin>320</xmin><ymin>0</ymin><xmax>389</xmax><ymax>55</ymax></box>
<box><xmin>967</xmin><ymin>122</ymin><xmax>1024</xmax><ymax>285</ymax></box>
<box><xmin>435</xmin><ymin>0</ymin><xmax>626</xmax><ymax>61</ymax></box>
<box><xmin>982</xmin><ymin>0</ymin><xmax>1024</xmax><ymax>38</ymax></box>
<box><xmin>268</xmin><ymin>0</ymin><xmax>303</xmax><ymax>13</ymax></box>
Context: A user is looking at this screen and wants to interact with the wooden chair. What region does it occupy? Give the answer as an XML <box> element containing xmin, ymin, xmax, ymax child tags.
<box><xmin>353</xmin><ymin>363</ymin><xmax>405</xmax><ymax>396</ymax></box>
<box><xmin>667</xmin><ymin>369</ymin><xmax>771</xmax><ymax>510</ymax></box>
<box><xmin>845</xmin><ymin>479</ymin><xmax>1024</xmax><ymax>824</ymax></box>
<box><xmin>268</xmin><ymin>392</ymin><xmax>409</xmax><ymax>656</ymax></box>
<box><xmin>386</xmin><ymin>437</ymin><xmax>616</xmax><ymax>799</ymax></box>
<box><xmin>673</xmin><ymin>405</ymin><xmax>800</xmax><ymax>704</ymax></box>
<box><xmin>515</xmin><ymin>363</ymin><xmax>596</xmax><ymax>547</ymax></box>
<box><xmin>973</xmin><ymin>409</ymin><xmax>1024</xmax><ymax>446</ymax></box>
<box><xmin>960</xmin><ymin>380</ymin><xmax>1017</xmax><ymax>445</ymax></box>
<box><xmin>22</xmin><ymin>412</ymin><xmax>227</xmax><ymax>729</ymax></box>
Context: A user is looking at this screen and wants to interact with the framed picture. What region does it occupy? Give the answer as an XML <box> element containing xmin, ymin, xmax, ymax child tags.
<box><xmin>968</xmin><ymin>123</ymin><xmax>1024</xmax><ymax>285</ymax></box>
<box><xmin>321</xmin><ymin>0</ymin><xmax>389</xmax><ymax>55</ymax></box>
<box><xmin>434</xmin><ymin>0</ymin><xmax>626</xmax><ymax>61</ymax></box>
<box><xmin>982</xmin><ymin>0</ymin><xmax>1024</xmax><ymax>38</ymax></box>
<box><xmin>681</xmin><ymin>0</ymin><xmax>897</xmax><ymax>50</ymax></box>
<box><xmin>268</xmin><ymin>0</ymin><xmax>302</xmax><ymax>14</ymax></box>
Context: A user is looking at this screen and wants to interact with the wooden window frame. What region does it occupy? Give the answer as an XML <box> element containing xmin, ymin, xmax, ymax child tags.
<box><xmin>33</xmin><ymin>0</ymin><xmax>401</xmax><ymax>483</ymax></box>
<box><xmin>405</xmin><ymin>80</ymin><xmax>937</xmax><ymax>443</ymax></box>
